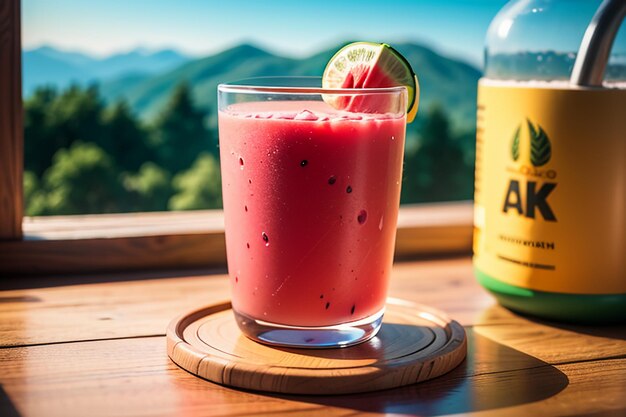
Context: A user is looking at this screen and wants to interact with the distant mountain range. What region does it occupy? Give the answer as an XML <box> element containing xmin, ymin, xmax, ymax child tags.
<box><xmin>22</xmin><ymin>46</ymin><xmax>190</xmax><ymax>95</ymax></box>
<box><xmin>23</xmin><ymin>43</ymin><xmax>482</xmax><ymax>129</ymax></box>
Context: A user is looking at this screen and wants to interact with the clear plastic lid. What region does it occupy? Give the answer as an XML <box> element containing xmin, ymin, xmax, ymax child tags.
<box><xmin>484</xmin><ymin>0</ymin><xmax>626</xmax><ymax>83</ymax></box>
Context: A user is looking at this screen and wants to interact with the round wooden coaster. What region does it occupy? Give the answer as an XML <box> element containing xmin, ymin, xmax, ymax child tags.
<box><xmin>166</xmin><ymin>298</ymin><xmax>467</xmax><ymax>395</ymax></box>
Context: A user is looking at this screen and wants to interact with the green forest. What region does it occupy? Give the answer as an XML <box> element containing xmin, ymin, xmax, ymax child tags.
<box><xmin>23</xmin><ymin>83</ymin><xmax>475</xmax><ymax>216</ymax></box>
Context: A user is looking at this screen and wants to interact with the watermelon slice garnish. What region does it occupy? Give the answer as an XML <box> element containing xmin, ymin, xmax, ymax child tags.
<box><xmin>322</xmin><ymin>42</ymin><xmax>419</xmax><ymax>122</ymax></box>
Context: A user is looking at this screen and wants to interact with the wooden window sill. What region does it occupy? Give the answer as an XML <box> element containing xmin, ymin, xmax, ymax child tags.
<box><xmin>0</xmin><ymin>201</ymin><xmax>473</xmax><ymax>276</ymax></box>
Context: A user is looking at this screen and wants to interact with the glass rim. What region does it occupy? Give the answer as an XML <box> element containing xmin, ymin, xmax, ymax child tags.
<box><xmin>218</xmin><ymin>76</ymin><xmax>408</xmax><ymax>95</ymax></box>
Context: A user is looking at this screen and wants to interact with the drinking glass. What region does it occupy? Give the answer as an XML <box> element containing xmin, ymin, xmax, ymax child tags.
<box><xmin>218</xmin><ymin>77</ymin><xmax>407</xmax><ymax>348</ymax></box>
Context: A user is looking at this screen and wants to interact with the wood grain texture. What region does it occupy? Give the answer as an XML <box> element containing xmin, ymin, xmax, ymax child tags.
<box><xmin>0</xmin><ymin>335</ymin><xmax>624</xmax><ymax>417</ymax></box>
<box><xmin>0</xmin><ymin>202</ymin><xmax>472</xmax><ymax>275</ymax></box>
<box><xmin>21</xmin><ymin>209</ymin><xmax>227</xmax><ymax>238</ymax></box>
<box><xmin>0</xmin><ymin>232</ymin><xmax>227</xmax><ymax>277</ymax></box>
<box><xmin>166</xmin><ymin>300</ymin><xmax>467</xmax><ymax>394</ymax></box>
<box><xmin>0</xmin><ymin>258</ymin><xmax>488</xmax><ymax>347</ymax></box>
<box><xmin>0</xmin><ymin>269</ymin><xmax>231</xmax><ymax>346</ymax></box>
<box><xmin>1</xmin><ymin>257</ymin><xmax>625</xmax><ymax>416</ymax></box>
<box><xmin>395</xmin><ymin>202</ymin><xmax>473</xmax><ymax>258</ymax></box>
<box><xmin>1</xmin><ymin>258</ymin><xmax>624</xmax><ymax>364</ymax></box>
<box><xmin>0</xmin><ymin>0</ymin><xmax>23</xmax><ymax>240</ymax></box>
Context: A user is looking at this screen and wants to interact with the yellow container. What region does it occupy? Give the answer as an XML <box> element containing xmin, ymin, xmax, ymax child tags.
<box><xmin>474</xmin><ymin>0</ymin><xmax>626</xmax><ymax>322</ymax></box>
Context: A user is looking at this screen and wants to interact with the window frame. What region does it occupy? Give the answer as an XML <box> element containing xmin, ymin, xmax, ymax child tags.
<box><xmin>0</xmin><ymin>0</ymin><xmax>23</xmax><ymax>241</ymax></box>
<box><xmin>0</xmin><ymin>0</ymin><xmax>473</xmax><ymax>277</ymax></box>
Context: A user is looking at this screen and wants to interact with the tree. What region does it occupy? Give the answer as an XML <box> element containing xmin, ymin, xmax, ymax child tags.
<box><xmin>123</xmin><ymin>162</ymin><xmax>173</xmax><ymax>211</ymax></box>
<box><xmin>150</xmin><ymin>83</ymin><xmax>216</xmax><ymax>174</ymax></box>
<box><xmin>41</xmin><ymin>142</ymin><xmax>127</xmax><ymax>215</ymax></box>
<box><xmin>169</xmin><ymin>153</ymin><xmax>222</xmax><ymax>210</ymax></box>
<box><xmin>100</xmin><ymin>101</ymin><xmax>153</xmax><ymax>172</ymax></box>
<box><xmin>23</xmin><ymin>171</ymin><xmax>47</xmax><ymax>216</ymax></box>
<box><xmin>48</xmin><ymin>84</ymin><xmax>107</xmax><ymax>153</ymax></box>
<box><xmin>24</xmin><ymin>85</ymin><xmax>107</xmax><ymax>177</ymax></box>
<box><xmin>24</xmin><ymin>87</ymin><xmax>58</xmax><ymax>176</ymax></box>
<box><xmin>401</xmin><ymin>105</ymin><xmax>474</xmax><ymax>203</ymax></box>
<box><xmin>22</xmin><ymin>84</ymin><xmax>222</xmax><ymax>215</ymax></box>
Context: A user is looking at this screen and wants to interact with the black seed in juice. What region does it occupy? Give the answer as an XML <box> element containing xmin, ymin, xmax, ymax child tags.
<box><xmin>357</xmin><ymin>210</ymin><xmax>368</xmax><ymax>225</ymax></box>
<box><xmin>248</xmin><ymin>179</ymin><xmax>252</xmax><ymax>184</ymax></box>
<box><xmin>351</xmin><ymin>304</ymin><xmax>356</xmax><ymax>315</ymax></box>
<box><xmin>239</xmin><ymin>157</ymin><xmax>244</xmax><ymax>166</ymax></box>
<box><xmin>325</xmin><ymin>302</ymin><xmax>330</xmax><ymax>310</ymax></box>
<box><xmin>300</xmin><ymin>160</ymin><xmax>308</xmax><ymax>167</ymax></box>
<box><xmin>346</xmin><ymin>185</ymin><xmax>352</xmax><ymax>193</ymax></box>
<box><xmin>320</xmin><ymin>294</ymin><xmax>324</xmax><ymax>299</ymax></box>
<box><xmin>245</xmin><ymin>205</ymin><xmax>248</xmax><ymax>212</ymax></box>
<box><xmin>328</xmin><ymin>176</ymin><xmax>336</xmax><ymax>185</ymax></box>
<box><xmin>262</xmin><ymin>232</ymin><xmax>269</xmax><ymax>245</ymax></box>
<box><xmin>246</xmin><ymin>242</ymin><xmax>250</xmax><ymax>249</ymax></box>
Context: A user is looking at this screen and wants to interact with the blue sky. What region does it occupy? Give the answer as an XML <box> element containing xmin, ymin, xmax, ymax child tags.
<box><xmin>23</xmin><ymin>0</ymin><xmax>509</xmax><ymax>66</ymax></box>
<box><xmin>23</xmin><ymin>1</ymin><xmax>623</xmax><ymax>67</ymax></box>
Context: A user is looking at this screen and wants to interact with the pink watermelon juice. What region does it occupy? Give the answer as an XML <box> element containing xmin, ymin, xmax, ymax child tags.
<box><xmin>219</xmin><ymin>100</ymin><xmax>405</xmax><ymax>327</ymax></box>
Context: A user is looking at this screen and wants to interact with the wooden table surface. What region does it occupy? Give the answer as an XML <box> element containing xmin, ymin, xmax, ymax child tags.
<box><xmin>1</xmin><ymin>256</ymin><xmax>625</xmax><ymax>417</ymax></box>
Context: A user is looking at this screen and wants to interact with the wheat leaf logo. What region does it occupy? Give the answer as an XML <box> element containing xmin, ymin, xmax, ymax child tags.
<box><xmin>511</xmin><ymin>125</ymin><xmax>521</xmax><ymax>161</ymax></box>
<box><xmin>527</xmin><ymin>119</ymin><xmax>551</xmax><ymax>167</ymax></box>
